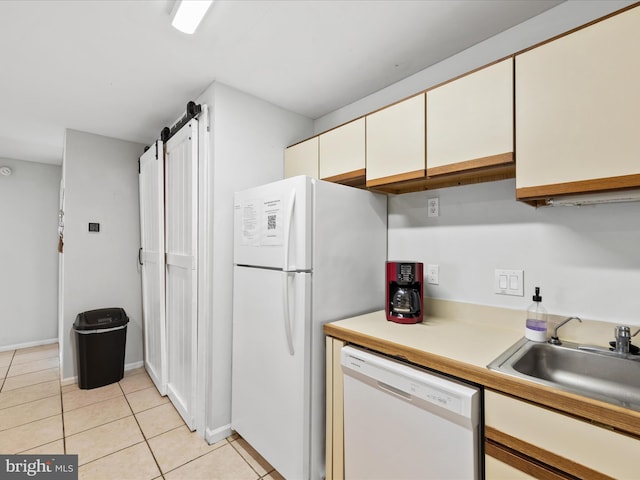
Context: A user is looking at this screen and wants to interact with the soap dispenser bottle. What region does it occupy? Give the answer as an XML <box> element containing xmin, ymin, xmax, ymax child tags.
<box><xmin>525</xmin><ymin>287</ymin><xmax>548</xmax><ymax>342</ymax></box>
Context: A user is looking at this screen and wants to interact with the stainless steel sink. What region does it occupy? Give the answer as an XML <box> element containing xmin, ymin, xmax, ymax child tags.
<box><xmin>488</xmin><ymin>337</ymin><xmax>640</xmax><ymax>411</ymax></box>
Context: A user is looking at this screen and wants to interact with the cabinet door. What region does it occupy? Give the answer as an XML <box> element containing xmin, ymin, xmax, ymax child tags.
<box><xmin>516</xmin><ymin>6</ymin><xmax>640</xmax><ymax>201</ymax></box>
<box><xmin>319</xmin><ymin>118</ymin><xmax>365</xmax><ymax>186</ymax></box>
<box><xmin>366</xmin><ymin>93</ymin><xmax>425</xmax><ymax>187</ymax></box>
<box><xmin>485</xmin><ymin>390</ymin><xmax>640</xmax><ymax>479</ymax></box>
<box><xmin>165</xmin><ymin>121</ymin><xmax>199</xmax><ymax>430</ymax></box>
<box><xmin>427</xmin><ymin>58</ymin><xmax>513</xmax><ymax>176</ymax></box>
<box><xmin>285</xmin><ymin>136</ymin><xmax>319</xmax><ymax>179</ymax></box>
<box><xmin>139</xmin><ymin>141</ymin><xmax>167</xmax><ymax>396</ymax></box>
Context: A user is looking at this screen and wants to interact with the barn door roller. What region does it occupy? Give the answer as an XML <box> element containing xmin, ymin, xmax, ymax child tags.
<box><xmin>160</xmin><ymin>101</ymin><xmax>202</xmax><ymax>143</ymax></box>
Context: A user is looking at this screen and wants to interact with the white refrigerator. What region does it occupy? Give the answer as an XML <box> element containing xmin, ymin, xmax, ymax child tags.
<box><xmin>231</xmin><ymin>175</ymin><xmax>387</xmax><ymax>480</ymax></box>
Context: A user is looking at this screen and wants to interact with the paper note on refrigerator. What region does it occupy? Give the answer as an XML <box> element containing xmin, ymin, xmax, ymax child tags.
<box><xmin>261</xmin><ymin>197</ymin><xmax>283</xmax><ymax>246</ymax></box>
<box><xmin>240</xmin><ymin>201</ymin><xmax>260</xmax><ymax>246</ymax></box>
<box><xmin>239</xmin><ymin>197</ymin><xmax>283</xmax><ymax>246</ymax></box>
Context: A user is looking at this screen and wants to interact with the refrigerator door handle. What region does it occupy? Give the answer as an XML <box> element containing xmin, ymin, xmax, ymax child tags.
<box><xmin>282</xmin><ymin>271</ymin><xmax>295</xmax><ymax>356</ymax></box>
<box><xmin>283</xmin><ymin>189</ymin><xmax>296</xmax><ymax>272</ymax></box>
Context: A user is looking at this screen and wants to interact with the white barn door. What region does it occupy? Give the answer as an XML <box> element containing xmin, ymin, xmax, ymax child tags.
<box><xmin>139</xmin><ymin>141</ymin><xmax>167</xmax><ymax>395</ymax></box>
<box><xmin>165</xmin><ymin>121</ymin><xmax>199</xmax><ymax>430</ymax></box>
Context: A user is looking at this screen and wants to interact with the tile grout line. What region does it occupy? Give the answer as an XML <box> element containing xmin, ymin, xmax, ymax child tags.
<box><xmin>228</xmin><ymin>439</ymin><xmax>263</xmax><ymax>479</ymax></box>
<box><xmin>67</xmin><ymin>383</ymin><xmax>154</xmax><ymax>473</ymax></box>
<box><xmin>1</xmin><ymin>368</ymin><xmax>60</xmax><ymax>392</ymax></box>
<box><xmin>0</xmin><ymin>350</ymin><xmax>17</xmax><ymax>391</ymax></box>
<box><xmin>228</xmin><ymin>437</ymin><xmax>277</xmax><ymax>479</ymax></box>
<box><xmin>0</xmin><ymin>350</ymin><xmax>63</xmax><ymax>454</ymax></box>
<box><xmin>119</xmin><ymin>378</ymin><xmax>165</xmax><ymax>479</ymax></box>
<box><xmin>159</xmin><ymin>437</ymin><xmax>236</xmax><ymax>478</ymax></box>
<box><xmin>7</xmin><ymin>348</ymin><xmax>266</xmax><ymax>478</ymax></box>
<box><xmin>0</xmin><ymin>388</ymin><xmax>60</xmax><ymax>410</ymax></box>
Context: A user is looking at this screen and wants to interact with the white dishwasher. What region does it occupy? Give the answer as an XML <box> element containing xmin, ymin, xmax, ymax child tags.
<box><xmin>341</xmin><ymin>345</ymin><xmax>481</xmax><ymax>480</ymax></box>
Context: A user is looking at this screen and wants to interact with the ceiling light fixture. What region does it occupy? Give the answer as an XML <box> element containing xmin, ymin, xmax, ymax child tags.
<box><xmin>171</xmin><ymin>0</ymin><xmax>214</xmax><ymax>35</ymax></box>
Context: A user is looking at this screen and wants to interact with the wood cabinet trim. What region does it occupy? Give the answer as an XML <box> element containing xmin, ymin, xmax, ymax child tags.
<box><xmin>485</xmin><ymin>441</ymin><xmax>571</xmax><ymax>480</ymax></box>
<box><xmin>321</xmin><ymin>168</ymin><xmax>366</xmax><ymax>187</ymax></box>
<box><xmin>427</xmin><ymin>152</ymin><xmax>513</xmax><ymax>177</ymax></box>
<box><xmin>486</xmin><ymin>428</ymin><xmax>614</xmax><ymax>480</ymax></box>
<box><xmin>368</xmin><ymin>165</ymin><xmax>515</xmax><ymax>194</ymax></box>
<box><xmin>516</xmin><ymin>174</ymin><xmax>640</xmax><ymax>201</ymax></box>
<box><xmin>365</xmin><ymin>169</ymin><xmax>426</xmax><ymax>188</ymax></box>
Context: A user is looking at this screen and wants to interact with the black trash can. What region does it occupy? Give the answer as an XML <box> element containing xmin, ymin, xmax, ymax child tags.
<box><xmin>73</xmin><ymin>307</ymin><xmax>129</xmax><ymax>389</ymax></box>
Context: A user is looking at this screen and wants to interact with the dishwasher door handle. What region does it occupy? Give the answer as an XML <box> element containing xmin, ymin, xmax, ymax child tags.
<box><xmin>377</xmin><ymin>381</ymin><xmax>412</xmax><ymax>400</ymax></box>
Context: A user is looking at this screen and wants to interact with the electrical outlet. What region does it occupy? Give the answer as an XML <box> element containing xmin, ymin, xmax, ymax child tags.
<box><xmin>427</xmin><ymin>264</ymin><xmax>439</xmax><ymax>285</ymax></box>
<box><xmin>427</xmin><ymin>197</ymin><xmax>439</xmax><ymax>217</ymax></box>
<box><xmin>494</xmin><ymin>269</ymin><xmax>524</xmax><ymax>296</ymax></box>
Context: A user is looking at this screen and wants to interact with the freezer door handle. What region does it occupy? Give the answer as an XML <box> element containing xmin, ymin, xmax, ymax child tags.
<box><xmin>283</xmin><ymin>189</ymin><xmax>296</xmax><ymax>272</ymax></box>
<box><xmin>282</xmin><ymin>271</ymin><xmax>295</xmax><ymax>356</ymax></box>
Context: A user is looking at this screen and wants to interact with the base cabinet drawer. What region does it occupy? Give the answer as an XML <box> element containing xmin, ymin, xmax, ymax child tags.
<box><xmin>485</xmin><ymin>451</ymin><xmax>537</xmax><ymax>480</ymax></box>
<box><xmin>485</xmin><ymin>390</ymin><xmax>639</xmax><ymax>479</ymax></box>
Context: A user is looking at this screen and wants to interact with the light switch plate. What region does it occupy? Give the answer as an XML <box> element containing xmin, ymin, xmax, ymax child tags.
<box><xmin>494</xmin><ymin>269</ymin><xmax>523</xmax><ymax>296</ymax></box>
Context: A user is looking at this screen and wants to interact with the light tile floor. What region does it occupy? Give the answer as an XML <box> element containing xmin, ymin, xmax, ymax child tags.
<box><xmin>0</xmin><ymin>344</ymin><xmax>284</xmax><ymax>480</ymax></box>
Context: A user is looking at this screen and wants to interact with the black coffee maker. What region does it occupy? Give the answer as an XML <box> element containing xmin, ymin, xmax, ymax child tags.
<box><xmin>385</xmin><ymin>261</ymin><xmax>424</xmax><ymax>324</ymax></box>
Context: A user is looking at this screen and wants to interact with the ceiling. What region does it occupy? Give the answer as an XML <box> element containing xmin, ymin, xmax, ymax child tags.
<box><xmin>0</xmin><ymin>0</ymin><xmax>564</xmax><ymax>166</ymax></box>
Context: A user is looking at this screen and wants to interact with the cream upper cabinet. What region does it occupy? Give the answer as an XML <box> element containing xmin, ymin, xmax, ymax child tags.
<box><xmin>515</xmin><ymin>6</ymin><xmax>640</xmax><ymax>201</ymax></box>
<box><xmin>365</xmin><ymin>93</ymin><xmax>425</xmax><ymax>187</ymax></box>
<box><xmin>426</xmin><ymin>58</ymin><xmax>513</xmax><ymax>176</ymax></box>
<box><xmin>319</xmin><ymin>118</ymin><xmax>365</xmax><ymax>185</ymax></box>
<box><xmin>284</xmin><ymin>136</ymin><xmax>319</xmax><ymax>179</ymax></box>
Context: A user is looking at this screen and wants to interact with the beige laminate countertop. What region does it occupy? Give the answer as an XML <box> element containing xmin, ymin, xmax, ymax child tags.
<box><xmin>325</xmin><ymin>308</ymin><xmax>523</xmax><ymax>369</ymax></box>
<box><xmin>324</xmin><ymin>300</ymin><xmax>640</xmax><ymax>438</ymax></box>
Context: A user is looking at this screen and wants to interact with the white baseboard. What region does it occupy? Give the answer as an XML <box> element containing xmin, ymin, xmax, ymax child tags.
<box><xmin>206</xmin><ymin>424</ymin><xmax>233</xmax><ymax>445</ymax></box>
<box><xmin>60</xmin><ymin>360</ymin><xmax>146</xmax><ymax>387</ymax></box>
<box><xmin>125</xmin><ymin>360</ymin><xmax>144</xmax><ymax>372</ymax></box>
<box><xmin>0</xmin><ymin>337</ymin><xmax>58</xmax><ymax>353</ymax></box>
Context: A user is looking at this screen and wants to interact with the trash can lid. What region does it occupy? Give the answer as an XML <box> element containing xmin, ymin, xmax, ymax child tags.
<box><xmin>73</xmin><ymin>307</ymin><xmax>129</xmax><ymax>330</ymax></box>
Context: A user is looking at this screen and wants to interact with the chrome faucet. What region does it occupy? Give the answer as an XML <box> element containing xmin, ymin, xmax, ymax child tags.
<box><xmin>548</xmin><ymin>316</ymin><xmax>582</xmax><ymax>345</ymax></box>
<box><xmin>613</xmin><ymin>325</ymin><xmax>640</xmax><ymax>354</ymax></box>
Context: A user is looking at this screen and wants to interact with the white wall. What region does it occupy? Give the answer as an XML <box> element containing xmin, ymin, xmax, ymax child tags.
<box><xmin>196</xmin><ymin>82</ymin><xmax>313</xmax><ymax>441</ymax></box>
<box><xmin>315</xmin><ymin>0</ymin><xmax>635</xmax><ymax>133</ymax></box>
<box><xmin>60</xmin><ymin>130</ymin><xmax>145</xmax><ymax>380</ymax></box>
<box><xmin>388</xmin><ymin>180</ymin><xmax>640</xmax><ymax>325</ymax></box>
<box><xmin>0</xmin><ymin>158</ymin><xmax>60</xmax><ymax>350</ymax></box>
